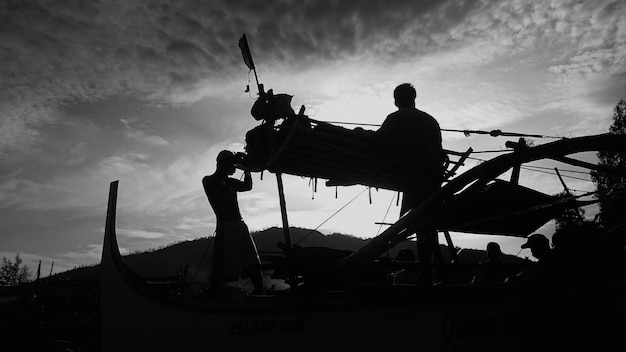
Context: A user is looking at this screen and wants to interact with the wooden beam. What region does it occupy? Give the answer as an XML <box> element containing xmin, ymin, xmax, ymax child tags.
<box><xmin>275</xmin><ymin>172</ymin><xmax>292</xmax><ymax>249</ymax></box>
<box><xmin>550</xmin><ymin>155</ymin><xmax>626</xmax><ymax>178</ymax></box>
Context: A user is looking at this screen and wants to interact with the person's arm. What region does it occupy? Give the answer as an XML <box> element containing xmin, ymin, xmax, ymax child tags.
<box><xmin>375</xmin><ymin>115</ymin><xmax>394</xmax><ymax>140</ymax></box>
<box><xmin>228</xmin><ymin>170</ymin><xmax>253</xmax><ymax>192</ymax></box>
<box><xmin>241</xmin><ymin>170</ymin><xmax>252</xmax><ymax>191</ymax></box>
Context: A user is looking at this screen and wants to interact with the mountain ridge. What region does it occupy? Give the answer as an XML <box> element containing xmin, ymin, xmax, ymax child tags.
<box><xmin>54</xmin><ymin>226</ymin><xmax>527</xmax><ymax>282</ymax></box>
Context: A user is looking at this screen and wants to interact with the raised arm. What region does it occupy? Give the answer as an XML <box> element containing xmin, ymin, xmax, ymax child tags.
<box><xmin>229</xmin><ymin>170</ymin><xmax>252</xmax><ymax>192</ymax></box>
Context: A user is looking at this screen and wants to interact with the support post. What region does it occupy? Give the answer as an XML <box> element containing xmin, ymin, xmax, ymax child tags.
<box><xmin>506</xmin><ymin>138</ymin><xmax>527</xmax><ymax>185</ymax></box>
<box><xmin>443</xmin><ymin>231</ymin><xmax>459</xmax><ymax>263</ymax></box>
<box><xmin>555</xmin><ymin>167</ymin><xmax>585</xmax><ymax>222</ymax></box>
<box><xmin>275</xmin><ymin>172</ymin><xmax>292</xmax><ymax>249</ymax></box>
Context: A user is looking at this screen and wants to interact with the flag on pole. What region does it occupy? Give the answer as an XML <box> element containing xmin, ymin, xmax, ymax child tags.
<box><xmin>239</xmin><ymin>34</ymin><xmax>255</xmax><ymax>71</ymax></box>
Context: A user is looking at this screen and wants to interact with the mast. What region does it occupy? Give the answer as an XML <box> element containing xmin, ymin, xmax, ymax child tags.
<box><xmin>239</xmin><ymin>33</ymin><xmax>292</xmax><ymax>248</ymax></box>
<box><xmin>275</xmin><ymin>173</ymin><xmax>292</xmax><ymax>248</ymax></box>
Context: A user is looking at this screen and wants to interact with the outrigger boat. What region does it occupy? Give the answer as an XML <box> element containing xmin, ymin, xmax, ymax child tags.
<box><xmin>100</xmin><ymin>37</ymin><xmax>626</xmax><ymax>351</ymax></box>
<box><xmin>101</xmin><ymin>131</ymin><xmax>626</xmax><ymax>351</ymax></box>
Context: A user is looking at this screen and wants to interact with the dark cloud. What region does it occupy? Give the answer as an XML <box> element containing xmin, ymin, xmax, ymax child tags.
<box><xmin>0</xmin><ymin>0</ymin><xmax>484</xmax><ymax>156</ymax></box>
<box><xmin>3</xmin><ymin>0</ymin><xmax>623</xmax><ymax>157</ymax></box>
<box><xmin>229</xmin><ymin>0</ymin><xmax>475</xmax><ymax>65</ymax></box>
<box><xmin>1</xmin><ymin>0</ymin><xmax>481</xmax><ymax>107</ymax></box>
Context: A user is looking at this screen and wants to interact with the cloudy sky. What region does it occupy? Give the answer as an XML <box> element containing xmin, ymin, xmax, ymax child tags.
<box><xmin>1</xmin><ymin>0</ymin><xmax>625</xmax><ymax>274</ymax></box>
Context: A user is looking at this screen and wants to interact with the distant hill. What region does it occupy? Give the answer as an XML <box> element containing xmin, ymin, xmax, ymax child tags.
<box><xmin>53</xmin><ymin>227</ymin><xmax>527</xmax><ymax>282</ymax></box>
<box><xmin>54</xmin><ymin>227</ymin><xmax>369</xmax><ymax>282</ymax></box>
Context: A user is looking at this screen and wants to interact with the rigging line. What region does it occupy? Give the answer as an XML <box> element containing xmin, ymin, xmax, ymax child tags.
<box><xmin>470</xmin><ymin>149</ymin><xmax>514</xmax><ymax>154</ymax></box>
<box><xmin>567</xmin><ymin>187</ymin><xmax>599</xmax><ymax>195</ymax></box>
<box><xmin>295</xmin><ymin>187</ymin><xmax>369</xmax><ymax>246</ymax></box>
<box><xmin>521</xmin><ymin>164</ymin><xmax>595</xmax><ymax>175</ymax></box>
<box><xmin>376</xmin><ymin>192</ymin><xmax>397</xmax><ymax>236</ymax></box>
<box><xmin>464</xmin><ymin>154</ymin><xmax>594</xmax><ymax>175</ymax></box>
<box><xmin>462</xmin><ymin>156</ymin><xmax>594</xmax><ymax>182</ymax></box>
<box><xmin>518</xmin><ymin>167</ymin><xmax>593</xmax><ymax>182</ymax></box>
<box><xmin>510</xmin><ymin>248</ymin><xmax>524</xmax><ymax>262</ymax></box>
<box><xmin>447</xmin><ymin>128</ymin><xmax>562</xmax><ymax>139</ymax></box>
<box><xmin>191</xmin><ymin>231</ymin><xmax>216</xmax><ymax>283</ymax></box>
<box><xmin>309</xmin><ymin>119</ymin><xmax>563</xmax><ymax>139</ymax></box>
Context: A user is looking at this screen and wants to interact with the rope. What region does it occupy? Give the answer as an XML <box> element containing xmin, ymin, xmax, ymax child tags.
<box><xmin>463</xmin><ymin>155</ymin><xmax>599</xmax><ymax>182</ymax></box>
<box><xmin>190</xmin><ymin>231</ymin><xmax>216</xmax><ymax>283</ymax></box>
<box><xmin>295</xmin><ymin>187</ymin><xmax>369</xmax><ymax>245</ymax></box>
<box><xmin>376</xmin><ymin>192</ymin><xmax>397</xmax><ymax>236</ymax></box>
<box><xmin>313</xmin><ymin>119</ymin><xmax>563</xmax><ymax>139</ymax></box>
<box><xmin>449</xmin><ymin>128</ymin><xmax>562</xmax><ymax>139</ymax></box>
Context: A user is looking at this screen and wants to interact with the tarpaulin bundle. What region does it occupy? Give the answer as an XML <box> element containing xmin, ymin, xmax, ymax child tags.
<box><xmin>241</xmin><ymin>115</ymin><xmax>449</xmax><ymax>191</ymax></box>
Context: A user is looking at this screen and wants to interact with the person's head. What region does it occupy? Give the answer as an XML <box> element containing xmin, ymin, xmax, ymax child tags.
<box><xmin>521</xmin><ymin>233</ymin><xmax>550</xmax><ymax>259</ymax></box>
<box><xmin>216</xmin><ymin>150</ymin><xmax>236</xmax><ymax>175</ymax></box>
<box><xmin>393</xmin><ymin>83</ymin><xmax>416</xmax><ymax>109</ymax></box>
<box><xmin>486</xmin><ymin>242</ymin><xmax>503</xmax><ymax>261</ymax></box>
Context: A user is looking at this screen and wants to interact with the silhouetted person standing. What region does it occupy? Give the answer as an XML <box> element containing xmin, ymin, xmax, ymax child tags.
<box><xmin>472</xmin><ymin>242</ymin><xmax>507</xmax><ymax>284</ymax></box>
<box><xmin>377</xmin><ymin>83</ymin><xmax>445</xmax><ymax>284</ymax></box>
<box><xmin>377</xmin><ymin>83</ymin><xmax>445</xmax><ymax>213</ymax></box>
<box><xmin>203</xmin><ymin>150</ymin><xmax>264</xmax><ymax>297</ymax></box>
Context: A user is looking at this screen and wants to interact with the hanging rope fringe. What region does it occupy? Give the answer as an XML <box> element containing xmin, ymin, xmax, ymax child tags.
<box><xmin>296</xmin><ymin>187</ymin><xmax>368</xmax><ymax>245</ymax></box>
<box><xmin>308</xmin><ymin>177</ymin><xmax>318</xmax><ymax>199</ymax></box>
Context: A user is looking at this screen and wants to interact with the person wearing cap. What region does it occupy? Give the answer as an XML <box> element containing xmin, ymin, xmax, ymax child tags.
<box><xmin>521</xmin><ymin>233</ymin><xmax>551</xmax><ymax>261</ymax></box>
<box><xmin>203</xmin><ymin>150</ymin><xmax>264</xmax><ymax>297</ymax></box>
<box><xmin>515</xmin><ymin>233</ymin><xmax>560</xmax><ymax>283</ymax></box>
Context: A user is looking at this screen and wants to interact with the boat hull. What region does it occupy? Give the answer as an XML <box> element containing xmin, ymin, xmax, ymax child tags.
<box><xmin>101</xmin><ymin>164</ymin><xmax>626</xmax><ymax>351</ymax></box>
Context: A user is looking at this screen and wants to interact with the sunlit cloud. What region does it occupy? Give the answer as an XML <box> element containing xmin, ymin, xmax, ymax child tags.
<box><xmin>118</xmin><ymin>227</ymin><xmax>166</xmax><ymax>239</ymax></box>
<box><xmin>58</xmin><ymin>244</ymin><xmax>104</xmax><ymax>263</ymax></box>
<box><xmin>121</xmin><ymin>118</ymin><xmax>171</xmax><ymax>146</ymax></box>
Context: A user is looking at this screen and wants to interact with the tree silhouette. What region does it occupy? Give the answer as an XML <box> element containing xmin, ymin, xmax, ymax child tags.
<box><xmin>591</xmin><ymin>99</ymin><xmax>626</xmax><ymax>230</ymax></box>
<box><xmin>553</xmin><ymin>190</ymin><xmax>585</xmax><ymax>231</ymax></box>
<box><xmin>0</xmin><ymin>254</ymin><xmax>32</xmax><ymax>286</ymax></box>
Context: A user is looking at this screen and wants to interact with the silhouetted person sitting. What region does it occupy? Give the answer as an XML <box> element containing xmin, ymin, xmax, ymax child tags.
<box><xmin>203</xmin><ymin>150</ymin><xmax>264</xmax><ymax>297</ymax></box>
<box><xmin>392</xmin><ymin>248</ymin><xmax>420</xmax><ymax>285</ymax></box>
<box><xmin>377</xmin><ymin>83</ymin><xmax>445</xmax><ymax>285</ymax></box>
<box><xmin>471</xmin><ymin>242</ymin><xmax>508</xmax><ymax>284</ymax></box>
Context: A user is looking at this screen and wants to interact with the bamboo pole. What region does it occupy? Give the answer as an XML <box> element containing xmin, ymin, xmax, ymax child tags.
<box><xmin>275</xmin><ymin>172</ymin><xmax>292</xmax><ymax>249</ymax></box>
